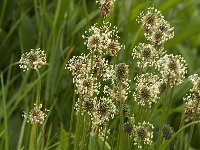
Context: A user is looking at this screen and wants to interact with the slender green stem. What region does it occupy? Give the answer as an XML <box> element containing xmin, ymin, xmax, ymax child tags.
<box><xmin>90</xmin><ymin>51</ymin><xmax>94</xmax><ymax>75</ymax></box>
<box><xmin>82</xmin><ymin>115</ymin><xmax>89</xmax><ymax>150</ymax></box>
<box><xmin>29</xmin><ymin>124</ymin><xmax>38</xmax><ymax>150</ymax></box>
<box><xmin>82</xmin><ymin>0</ymin><xmax>89</xmax><ymax>24</ymax></box>
<box><xmin>157</xmin><ymin>84</ymin><xmax>169</xmax><ymax>149</ymax></box>
<box><xmin>138</xmin><ymin>106</ymin><xmax>144</xmax><ymax>122</ymax></box>
<box><xmin>149</xmin><ymin>102</ymin><xmax>157</xmax><ymax>121</ymax></box>
<box><xmin>36</xmin><ymin>70</ymin><xmax>41</xmax><ymax>105</ymax></box>
<box><xmin>111</xmin><ymin>117</ymin><xmax>118</xmax><ymax>149</ymax></box>
<box><xmin>0</xmin><ymin>0</ymin><xmax>7</xmax><ymax>27</ymax></box>
<box><xmin>127</xmin><ymin>136</ymin><xmax>130</xmax><ymax>150</ymax></box>
<box><xmin>102</xmin><ymin>125</ymin><xmax>108</xmax><ymax>150</ymax></box>
<box><xmin>165</xmin><ymin>87</ymin><xmax>174</xmax><ymax>121</ymax></box>
<box><xmin>118</xmin><ymin>82</ymin><xmax>124</xmax><ymax>150</ymax></box>
<box><xmin>88</xmin><ymin>133</ymin><xmax>97</xmax><ymax>150</ymax></box>
<box><xmin>17</xmin><ymin>118</ymin><xmax>26</xmax><ymax>150</ymax></box>
<box><xmin>186</xmin><ymin>99</ymin><xmax>200</xmax><ymax>150</ymax></box>
<box><xmin>175</xmin><ymin>112</ymin><xmax>184</xmax><ymax>149</ymax></box>
<box><xmin>34</xmin><ymin>0</ymin><xmax>42</xmax><ymax>46</ymax></box>
<box><xmin>136</xmin><ymin>105</ymin><xmax>141</xmax><ymax>122</ymax></box>
<box><xmin>74</xmin><ymin>97</ymin><xmax>84</xmax><ymax>150</ymax></box>
<box><xmin>163</xmin><ymin>120</ymin><xmax>200</xmax><ymax>149</ymax></box>
<box><xmin>67</xmin><ymin>90</ymin><xmax>76</xmax><ymax>149</ymax></box>
<box><xmin>114</xmin><ymin>56</ymin><xmax>116</xmax><ymax>68</ymax></box>
<box><xmin>1</xmin><ymin>73</ymin><xmax>9</xmax><ymax>150</ymax></box>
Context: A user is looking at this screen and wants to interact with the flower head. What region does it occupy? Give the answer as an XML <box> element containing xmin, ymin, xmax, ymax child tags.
<box><xmin>94</xmin><ymin>97</ymin><xmax>117</xmax><ymax>122</ymax></box>
<box><xmin>22</xmin><ymin>103</ymin><xmax>49</xmax><ymax>124</ymax></box>
<box><xmin>158</xmin><ymin>79</ymin><xmax>167</xmax><ymax>93</ymax></box>
<box><xmin>189</xmin><ymin>74</ymin><xmax>200</xmax><ymax>96</ymax></box>
<box><xmin>90</xmin><ymin>119</ymin><xmax>110</xmax><ymax>139</ymax></box>
<box><xmin>91</xmin><ymin>56</ymin><xmax>113</xmax><ymax>79</ymax></box>
<box><xmin>97</xmin><ymin>0</ymin><xmax>115</xmax><ymax>18</ymax></box>
<box><xmin>183</xmin><ymin>93</ymin><xmax>200</xmax><ymax>123</ymax></box>
<box><xmin>89</xmin><ymin>97</ymin><xmax>116</xmax><ymax>138</ymax></box>
<box><xmin>137</xmin><ymin>7</ymin><xmax>174</xmax><ymax>47</ymax></box>
<box><xmin>123</xmin><ymin>104</ymin><xmax>130</xmax><ymax>117</ymax></box>
<box><xmin>19</xmin><ymin>48</ymin><xmax>46</xmax><ymax>71</ymax></box>
<box><xmin>107</xmin><ymin>40</ymin><xmax>121</xmax><ymax>56</ymax></box>
<box><xmin>82</xmin><ymin>22</ymin><xmax>123</xmax><ymax>56</ymax></box>
<box><xmin>157</xmin><ymin>54</ymin><xmax>187</xmax><ymax>87</ymax></box>
<box><xmin>133</xmin><ymin>73</ymin><xmax>160</xmax><ymax>107</ymax></box>
<box><xmin>162</xmin><ymin>124</ymin><xmax>174</xmax><ymax>140</ymax></box>
<box><xmin>137</xmin><ymin>7</ymin><xmax>163</xmax><ymax>33</ymax></box>
<box><xmin>115</xmin><ymin>63</ymin><xmax>129</xmax><ymax>82</ymax></box>
<box><xmin>83</xmin><ymin>98</ymin><xmax>95</xmax><ymax>114</ymax></box>
<box><xmin>146</xmin><ymin>19</ymin><xmax>174</xmax><ymax>47</ymax></box>
<box><xmin>133</xmin><ymin>121</ymin><xmax>154</xmax><ymax>149</ymax></box>
<box><xmin>66</xmin><ymin>53</ymin><xmax>90</xmax><ymax>81</ymax></box>
<box><xmin>75</xmin><ymin>76</ymin><xmax>100</xmax><ymax>98</ymax></box>
<box><xmin>123</xmin><ymin>122</ymin><xmax>133</xmax><ymax>135</ymax></box>
<box><xmin>104</xmin><ymin>82</ymin><xmax>130</xmax><ymax>104</ymax></box>
<box><xmin>75</xmin><ymin>97</ymin><xmax>96</xmax><ymax>117</ymax></box>
<box><xmin>132</xmin><ymin>43</ymin><xmax>162</xmax><ymax>68</ymax></box>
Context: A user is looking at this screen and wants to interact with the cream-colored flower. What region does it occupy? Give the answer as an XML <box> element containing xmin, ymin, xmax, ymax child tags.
<box><xmin>19</xmin><ymin>48</ymin><xmax>47</xmax><ymax>71</ymax></box>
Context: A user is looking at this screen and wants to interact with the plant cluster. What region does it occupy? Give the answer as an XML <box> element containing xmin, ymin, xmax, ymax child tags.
<box><xmin>13</xmin><ymin>1</ymin><xmax>200</xmax><ymax>150</ymax></box>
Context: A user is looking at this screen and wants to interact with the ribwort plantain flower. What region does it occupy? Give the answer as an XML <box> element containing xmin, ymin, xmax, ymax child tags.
<box><xmin>132</xmin><ymin>43</ymin><xmax>161</xmax><ymax>68</ymax></box>
<box><xmin>133</xmin><ymin>121</ymin><xmax>154</xmax><ymax>149</ymax></box>
<box><xmin>162</xmin><ymin>124</ymin><xmax>174</xmax><ymax>140</ymax></box>
<box><xmin>123</xmin><ymin>104</ymin><xmax>130</xmax><ymax>117</ymax></box>
<box><xmin>107</xmin><ymin>40</ymin><xmax>121</xmax><ymax>56</ymax></box>
<box><xmin>188</xmin><ymin>74</ymin><xmax>200</xmax><ymax>96</ymax></box>
<box><xmin>115</xmin><ymin>63</ymin><xmax>129</xmax><ymax>82</ymax></box>
<box><xmin>75</xmin><ymin>76</ymin><xmax>100</xmax><ymax>98</ymax></box>
<box><xmin>104</xmin><ymin>82</ymin><xmax>130</xmax><ymax>104</ymax></box>
<box><xmin>66</xmin><ymin>53</ymin><xmax>90</xmax><ymax>81</ymax></box>
<box><xmin>158</xmin><ymin>79</ymin><xmax>167</xmax><ymax>93</ymax></box>
<box><xmin>19</xmin><ymin>48</ymin><xmax>46</xmax><ymax>71</ymax></box>
<box><xmin>75</xmin><ymin>97</ymin><xmax>96</xmax><ymax>116</ymax></box>
<box><xmin>97</xmin><ymin>0</ymin><xmax>115</xmax><ymax>18</ymax></box>
<box><xmin>137</xmin><ymin>7</ymin><xmax>174</xmax><ymax>47</ymax></box>
<box><xmin>148</xmin><ymin>19</ymin><xmax>174</xmax><ymax>47</ymax></box>
<box><xmin>157</xmin><ymin>54</ymin><xmax>187</xmax><ymax>87</ymax></box>
<box><xmin>183</xmin><ymin>93</ymin><xmax>200</xmax><ymax>123</ymax></box>
<box><xmin>92</xmin><ymin>56</ymin><xmax>106</xmax><ymax>77</ymax></box>
<box><xmin>82</xmin><ymin>21</ymin><xmax>123</xmax><ymax>56</ymax></box>
<box><xmin>91</xmin><ymin>56</ymin><xmax>114</xmax><ymax>79</ymax></box>
<box><xmin>89</xmin><ymin>97</ymin><xmax>116</xmax><ymax>138</ymax></box>
<box><xmin>22</xmin><ymin>103</ymin><xmax>49</xmax><ymax>124</ymax></box>
<box><xmin>133</xmin><ymin>73</ymin><xmax>160</xmax><ymax>108</ymax></box>
<box><xmin>137</xmin><ymin>7</ymin><xmax>163</xmax><ymax>33</ymax></box>
<box><xmin>82</xmin><ymin>98</ymin><xmax>95</xmax><ymax>115</ymax></box>
<box><xmin>123</xmin><ymin>122</ymin><xmax>133</xmax><ymax>135</ymax></box>
<box><xmin>90</xmin><ymin>119</ymin><xmax>110</xmax><ymax>139</ymax></box>
<box><xmin>94</xmin><ymin>97</ymin><xmax>117</xmax><ymax>122</ymax></box>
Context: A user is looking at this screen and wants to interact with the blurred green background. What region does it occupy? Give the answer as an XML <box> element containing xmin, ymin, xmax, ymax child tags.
<box><xmin>0</xmin><ymin>0</ymin><xmax>200</xmax><ymax>149</ymax></box>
